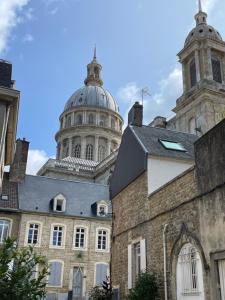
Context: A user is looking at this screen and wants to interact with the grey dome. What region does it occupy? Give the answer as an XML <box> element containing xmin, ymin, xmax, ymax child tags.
<box><xmin>185</xmin><ymin>24</ymin><xmax>222</xmax><ymax>46</ymax></box>
<box><xmin>64</xmin><ymin>85</ymin><xmax>119</xmax><ymax>113</ymax></box>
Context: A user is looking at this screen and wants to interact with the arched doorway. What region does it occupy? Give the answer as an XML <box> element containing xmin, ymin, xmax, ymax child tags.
<box><xmin>176</xmin><ymin>243</ymin><xmax>205</xmax><ymax>300</ymax></box>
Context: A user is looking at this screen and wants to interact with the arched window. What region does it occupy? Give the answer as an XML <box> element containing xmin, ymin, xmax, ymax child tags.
<box><xmin>99</xmin><ymin>115</ymin><xmax>106</xmax><ymax>127</ymax></box>
<box><xmin>212</xmin><ymin>56</ymin><xmax>222</xmax><ymax>83</ymax></box>
<box><xmin>88</xmin><ymin>114</ymin><xmax>94</xmax><ymax>124</ymax></box>
<box><xmin>76</xmin><ymin>114</ymin><xmax>83</xmax><ymax>125</ymax></box>
<box><xmin>98</xmin><ymin>145</ymin><xmax>106</xmax><ymax>162</ymax></box>
<box><xmin>74</xmin><ymin>144</ymin><xmax>81</xmax><ymax>158</ymax></box>
<box><xmin>176</xmin><ymin>243</ymin><xmax>205</xmax><ymax>300</ymax></box>
<box><xmin>0</xmin><ymin>220</ymin><xmax>10</xmax><ymax>244</ymax></box>
<box><xmin>86</xmin><ymin>144</ymin><xmax>93</xmax><ymax>161</ymax></box>
<box><xmin>190</xmin><ymin>58</ymin><xmax>197</xmax><ymax>88</ymax></box>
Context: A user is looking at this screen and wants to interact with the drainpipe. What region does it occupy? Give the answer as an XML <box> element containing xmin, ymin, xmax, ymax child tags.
<box><xmin>163</xmin><ymin>224</ymin><xmax>168</xmax><ymax>300</ymax></box>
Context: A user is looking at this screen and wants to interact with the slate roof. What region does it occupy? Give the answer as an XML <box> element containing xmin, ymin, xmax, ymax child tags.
<box><xmin>0</xmin><ymin>172</ymin><xmax>18</xmax><ymax>210</ymax></box>
<box><xmin>18</xmin><ymin>175</ymin><xmax>110</xmax><ymax>218</ymax></box>
<box><xmin>131</xmin><ymin>125</ymin><xmax>198</xmax><ymax>160</ymax></box>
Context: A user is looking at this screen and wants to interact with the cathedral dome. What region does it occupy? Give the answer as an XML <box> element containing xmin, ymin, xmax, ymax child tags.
<box><xmin>185</xmin><ymin>24</ymin><xmax>222</xmax><ymax>47</ymax></box>
<box><xmin>64</xmin><ymin>85</ymin><xmax>119</xmax><ymax>113</ymax></box>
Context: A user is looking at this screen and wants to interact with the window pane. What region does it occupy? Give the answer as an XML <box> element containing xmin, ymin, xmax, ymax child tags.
<box><xmin>0</xmin><ymin>220</ymin><xmax>10</xmax><ymax>243</ymax></box>
<box><xmin>160</xmin><ymin>140</ymin><xmax>186</xmax><ymax>151</ymax></box>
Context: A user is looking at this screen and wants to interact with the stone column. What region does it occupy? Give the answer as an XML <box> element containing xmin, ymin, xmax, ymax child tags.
<box><xmin>94</xmin><ymin>136</ymin><xmax>99</xmax><ymax>161</ymax></box>
<box><xmin>195</xmin><ymin>50</ymin><xmax>201</xmax><ymax>82</ymax></box>
<box><xmin>207</xmin><ymin>48</ymin><xmax>213</xmax><ymax>80</ymax></box>
<box><xmin>83</xmin><ymin>110</ymin><xmax>87</xmax><ymax>124</ymax></box>
<box><xmin>107</xmin><ymin>139</ymin><xmax>111</xmax><ymax>156</ymax></box>
<box><xmin>71</xmin><ymin>112</ymin><xmax>75</xmax><ymax>126</ymax></box>
<box><xmin>222</xmin><ymin>54</ymin><xmax>225</xmax><ymax>84</ymax></box>
<box><xmin>68</xmin><ymin>138</ymin><xmax>72</xmax><ymax>157</ymax></box>
<box><xmin>81</xmin><ymin>136</ymin><xmax>86</xmax><ymax>159</ymax></box>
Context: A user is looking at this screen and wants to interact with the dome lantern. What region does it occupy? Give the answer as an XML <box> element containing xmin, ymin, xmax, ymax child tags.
<box><xmin>84</xmin><ymin>47</ymin><xmax>103</xmax><ymax>87</ymax></box>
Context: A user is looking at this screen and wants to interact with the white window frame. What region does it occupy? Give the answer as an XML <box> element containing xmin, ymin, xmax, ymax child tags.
<box><xmin>47</xmin><ymin>259</ymin><xmax>64</xmax><ymax>288</ymax></box>
<box><xmin>73</xmin><ymin>225</ymin><xmax>88</xmax><ymax>251</ymax></box>
<box><xmin>95</xmin><ymin>227</ymin><xmax>110</xmax><ymax>253</ymax></box>
<box><xmin>53</xmin><ymin>193</ymin><xmax>66</xmax><ymax>212</ymax></box>
<box><xmin>128</xmin><ymin>238</ymin><xmax>146</xmax><ymax>289</ymax></box>
<box><xmin>94</xmin><ymin>262</ymin><xmax>109</xmax><ymax>287</ymax></box>
<box><xmin>49</xmin><ymin>223</ymin><xmax>66</xmax><ymax>249</ymax></box>
<box><xmin>24</xmin><ymin>221</ymin><xmax>42</xmax><ymax>247</ymax></box>
<box><xmin>0</xmin><ymin>218</ymin><xmax>12</xmax><ymax>244</ymax></box>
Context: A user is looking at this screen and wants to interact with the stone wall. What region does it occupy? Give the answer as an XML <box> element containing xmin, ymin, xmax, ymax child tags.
<box><xmin>18</xmin><ymin>213</ymin><xmax>111</xmax><ymax>297</ymax></box>
<box><xmin>112</xmin><ymin>151</ymin><xmax>225</xmax><ymax>300</ymax></box>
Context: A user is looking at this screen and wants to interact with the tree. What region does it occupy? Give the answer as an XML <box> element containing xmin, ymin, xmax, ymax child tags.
<box><xmin>128</xmin><ymin>272</ymin><xmax>158</xmax><ymax>300</ymax></box>
<box><xmin>0</xmin><ymin>238</ymin><xmax>49</xmax><ymax>300</ymax></box>
<box><xmin>89</xmin><ymin>276</ymin><xmax>113</xmax><ymax>300</ymax></box>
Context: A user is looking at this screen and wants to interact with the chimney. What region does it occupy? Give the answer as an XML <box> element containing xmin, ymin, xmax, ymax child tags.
<box><xmin>128</xmin><ymin>102</ymin><xmax>143</xmax><ymax>127</ymax></box>
<box><xmin>10</xmin><ymin>138</ymin><xmax>29</xmax><ymax>182</ymax></box>
<box><xmin>0</xmin><ymin>60</ymin><xmax>12</xmax><ymax>88</ymax></box>
<box><xmin>149</xmin><ymin>116</ymin><xmax>167</xmax><ymax>128</ymax></box>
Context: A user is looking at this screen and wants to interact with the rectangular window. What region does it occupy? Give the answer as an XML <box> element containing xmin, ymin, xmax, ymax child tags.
<box><xmin>159</xmin><ymin>140</ymin><xmax>186</xmax><ymax>152</ymax></box>
<box><xmin>97</xmin><ymin>230</ymin><xmax>107</xmax><ymax>250</ymax></box>
<box><xmin>75</xmin><ymin>228</ymin><xmax>85</xmax><ymax>249</ymax></box>
<box><xmin>52</xmin><ymin>226</ymin><xmax>63</xmax><ymax>246</ymax></box>
<box><xmin>133</xmin><ymin>242</ymin><xmax>141</xmax><ymax>286</ymax></box>
<box><xmin>48</xmin><ymin>261</ymin><xmax>63</xmax><ymax>286</ymax></box>
<box><xmin>0</xmin><ymin>220</ymin><xmax>10</xmax><ymax>243</ymax></box>
<box><xmin>28</xmin><ymin>224</ymin><xmax>39</xmax><ymax>244</ymax></box>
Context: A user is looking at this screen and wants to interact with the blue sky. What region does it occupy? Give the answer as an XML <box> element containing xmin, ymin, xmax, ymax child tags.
<box><xmin>1</xmin><ymin>0</ymin><xmax>225</xmax><ymax>174</ymax></box>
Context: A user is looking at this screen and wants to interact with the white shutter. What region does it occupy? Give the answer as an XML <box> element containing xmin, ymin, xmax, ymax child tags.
<box><xmin>128</xmin><ymin>244</ymin><xmax>132</xmax><ymax>289</ymax></box>
<box><xmin>140</xmin><ymin>239</ymin><xmax>146</xmax><ymax>272</ymax></box>
<box><xmin>219</xmin><ymin>260</ymin><xmax>225</xmax><ymax>300</ymax></box>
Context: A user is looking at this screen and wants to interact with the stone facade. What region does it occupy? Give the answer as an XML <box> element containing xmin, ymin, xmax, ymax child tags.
<box><xmin>18</xmin><ymin>212</ymin><xmax>111</xmax><ymax>298</ymax></box>
<box><xmin>111</xmin><ymin>120</ymin><xmax>225</xmax><ymax>300</ymax></box>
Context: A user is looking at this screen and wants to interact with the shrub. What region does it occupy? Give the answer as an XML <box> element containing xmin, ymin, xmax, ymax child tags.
<box><xmin>128</xmin><ymin>272</ymin><xmax>158</xmax><ymax>300</ymax></box>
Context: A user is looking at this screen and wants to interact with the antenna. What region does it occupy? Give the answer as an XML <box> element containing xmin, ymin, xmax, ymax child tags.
<box><xmin>140</xmin><ymin>87</ymin><xmax>151</xmax><ymax>106</ymax></box>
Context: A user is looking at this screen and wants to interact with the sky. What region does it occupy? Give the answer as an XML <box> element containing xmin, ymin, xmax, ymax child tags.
<box><xmin>1</xmin><ymin>0</ymin><xmax>225</xmax><ymax>174</ymax></box>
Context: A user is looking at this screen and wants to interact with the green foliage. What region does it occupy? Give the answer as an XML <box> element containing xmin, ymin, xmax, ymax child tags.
<box><xmin>89</xmin><ymin>286</ymin><xmax>113</xmax><ymax>300</ymax></box>
<box><xmin>0</xmin><ymin>238</ymin><xmax>49</xmax><ymax>300</ymax></box>
<box><xmin>128</xmin><ymin>272</ymin><xmax>158</xmax><ymax>300</ymax></box>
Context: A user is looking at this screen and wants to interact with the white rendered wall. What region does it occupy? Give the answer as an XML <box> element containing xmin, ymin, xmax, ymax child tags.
<box><xmin>147</xmin><ymin>156</ymin><xmax>193</xmax><ymax>194</ymax></box>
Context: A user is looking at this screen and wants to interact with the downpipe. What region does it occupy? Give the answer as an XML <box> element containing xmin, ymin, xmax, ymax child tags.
<box><xmin>163</xmin><ymin>224</ymin><xmax>168</xmax><ymax>300</ymax></box>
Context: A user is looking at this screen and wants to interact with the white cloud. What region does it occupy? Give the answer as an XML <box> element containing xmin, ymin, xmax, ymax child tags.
<box><xmin>22</xmin><ymin>33</ymin><xmax>34</xmax><ymax>42</ymax></box>
<box><xmin>118</xmin><ymin>66</ymin><xmax>182</xmax><ymax>126</ymax></box>
<box><xmin>26</xmin><ymin>149</ymin><xmax>50</xmax><ymax>175</ymax></box>
<box><xmin>0</xmin><ymin>0</ymin><xmax>30</xmax><ymax>54</ymax></box>
<box><xmin>200</xmin><ymin>0</ymin><xmax>218</xmax><ymax>14</ymax></box>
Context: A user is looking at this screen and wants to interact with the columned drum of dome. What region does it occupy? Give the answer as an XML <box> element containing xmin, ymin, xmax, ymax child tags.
<box><xmin>55</xmin><ymin>50</ymin><xmax>123</xmax><ymax>163</ymax></box>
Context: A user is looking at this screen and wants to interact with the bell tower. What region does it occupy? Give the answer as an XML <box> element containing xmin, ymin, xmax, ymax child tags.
<box><xmin>170</xmin><ymin>0</ymin><xmax>225</xmax><ymax>135</ymax></box>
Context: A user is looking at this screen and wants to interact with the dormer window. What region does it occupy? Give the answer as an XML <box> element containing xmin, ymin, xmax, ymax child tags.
<box><xmin>97</xmin><ymin>204</ymin><xmax>108</xmax><ymax>217</ymax></box>
<box><xmin>51</xmin><ymin>194</ymin><xmax>66</xmax><ymax>213</ymax></box>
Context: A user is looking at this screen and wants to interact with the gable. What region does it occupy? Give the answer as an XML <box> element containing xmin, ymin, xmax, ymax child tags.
<box><xmin>110</xmin><ymin>126</ymin><xmax>147</xmax><ymax>199</ymax></box>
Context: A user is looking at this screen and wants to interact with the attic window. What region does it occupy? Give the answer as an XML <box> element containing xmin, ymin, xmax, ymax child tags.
<box><xmin>159</xmin><ymin>140</ymin><xmax>187</xmax><ymax>152</ymax></box>
<box><xmin>52</xmin><ymin>194</ymin><xmax>66</xmax><ymax>212</ymax></box>
<box><xmin>97</xmin><ymin>204</ymin><xmax>108</xmax><ymax>217</ymax></box>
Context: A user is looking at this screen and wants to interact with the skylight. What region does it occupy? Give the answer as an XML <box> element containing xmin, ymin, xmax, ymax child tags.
<box><xmin>159</xmin><ymin>140</ymin><xmax>187</xmax><ymax>152</ymax></box>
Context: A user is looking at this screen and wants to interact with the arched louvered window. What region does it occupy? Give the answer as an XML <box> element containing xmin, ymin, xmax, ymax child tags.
<box><xmin>62</xmin><ymin>139</ymin><xmax>69</xmax><ymax>158</ymax></box>
<box><xmin>86</xmin><ymin>144</ymin><xmax>93</xmax><ymax>161</ymax></box>
<box><xmin>98</xmin><ymin>145</ymin><xmax>106</xmax><ymax>162</ymax></box>
<box><xmin>99</xmin><ymin>115</ymin><xmax>106</xmax><ymax>127</ymax></box>
<box><xmin>74</xmin><ymin>144</ymin><xmax>81</xmax><ymax>158</ymax></box>
<box><xmin>190</xmin><ymin>58</ymin><xmax>197</xmax><ymax>88</ymax></box>
<box><xmin>212</xmin><ymin>57</ymin><xmax>222</xmax><ymax>83</ymax></box>
<box><xmin>88</xmin><ymin>114</ymin><xmax>94</xmax><ymax>124</ymax></box>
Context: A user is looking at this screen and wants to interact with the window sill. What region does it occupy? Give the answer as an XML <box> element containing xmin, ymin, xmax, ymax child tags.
<box><xmin>95</xmin><ymin>249</ymin><xmax>109</xmax><ymax>253</ymax></box>
<box><xmin>49</xmin><ymin>245</ymin><xmax>65</xmax><ymax>250</ymax></box>
<box><xmin>73</xmin><ymin>247</ymin><xmax>87</xmax><ymax>251</ymax></box>
<box><xmin>182</xmin><ymin>291</ymin><xmax>201</xmax><ymax>296</ymax></box>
